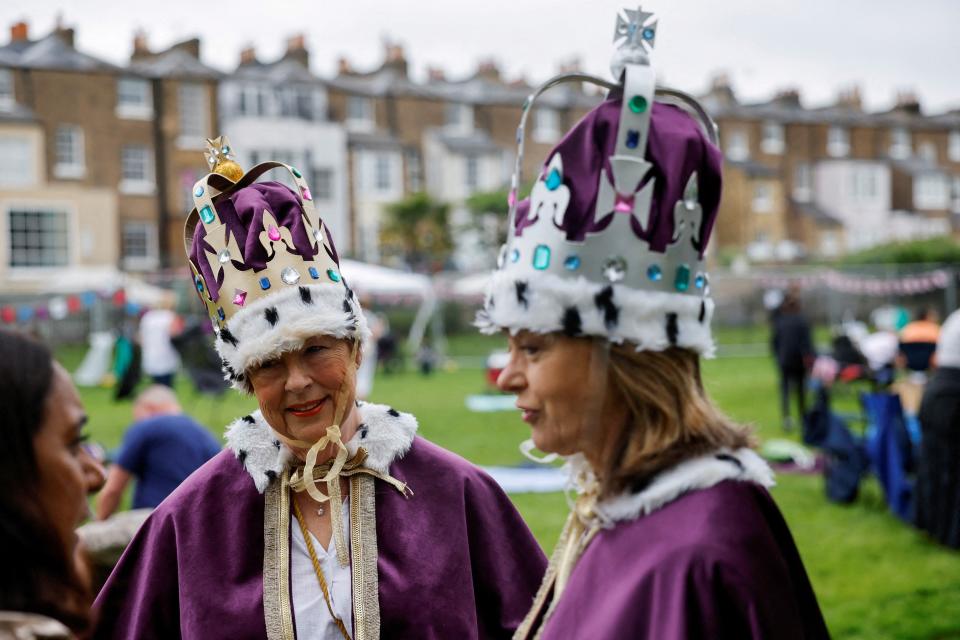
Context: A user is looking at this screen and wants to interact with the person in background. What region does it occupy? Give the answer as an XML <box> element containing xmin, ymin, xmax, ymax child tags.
<box><xmin>138</xmin><ymin>297</ymin><xmax>183</xmax><ymax>388</ymax></box>
<box><xmin>898</xmin><ymin>307</ymin><xmax>941</xmax><ymax>377</ymax></box>
<box><xmin>773</xmin><ymin>293</ymin><xmax>815</xmax><ymax>431</ymax></box>
<box><xmin>0</xmin><ymin>330</ymin><xmax>106</xmax><ymax>638</ymax></box>
<box><xmin>860</xmin><ymin>308</ymin><xmax>901</xmax><ymax>388</ymax></box>
<box><xmin>915</xmin><ymin>309</ymin><xmax>960</xmax><ymax>548</ymax></box>
<box><xmin>95</xmin><ymin>385</ymin><xmax>220</xmax><ymax>520</ymax></box>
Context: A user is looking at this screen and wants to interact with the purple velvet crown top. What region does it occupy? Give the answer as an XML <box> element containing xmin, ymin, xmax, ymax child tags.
<box><xmin>189</xmin><ymin>181</ymin><xmax>340</xmax><ymax>302</ymax></box>
<box><xmin>515</xmin><ymin>99</ymin><xmax>723</xmax><ymax>254</ymax></box>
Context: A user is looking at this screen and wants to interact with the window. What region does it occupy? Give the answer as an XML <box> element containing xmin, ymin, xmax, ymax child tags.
<box><xmin>374</xmin><ymin>153</ymin><xmax>391</xmax><ymax>191</ymax></box>
<box><xmin>54</xmin><ymin>125</ymin><xmax>84</xmax><ymax>178</ymax></box>
<box><xmin>122</xmin><ymin>221</ymin><xmax>158</xmax><ymax>269</ymax></box>
<box><xmin>918</xmin><ymin>142</ymin><xmax>937</xmax><ymax>163</ymax></box>
<box><xmin>405</xmin><ymin>149</ymin><xmax>422</xmax><ymax>193</ymax></box>
<box><xmin>0</xmin><ymin>135</ymin><xmax>34</xmax><ymax>187</ymax></box>
<box><xmin>312</xmin><ymin>168</ymin><xmax>334</xmax><ymax>201</ymax></box>
<box><xmin>793</xmin><ymin>162</ymin><xmax>811</xmax><ymax>202</ymax></box>
<box><xmin>465</xmin><ymin>155</ymin><xmax>479</xmax><ymax>193</ymax></box>
<box><xmin>914</xmin><ymin>174</ymin><xmax>948</xmax><ymax>210</ymax></box>
<box><xmin>948</xmin><ymin>131</ymin><xmax>960</xmax><ymax>162</ymax></box>
<box><xmin>295</xmin><ymin>87</ymin><xmax>316</xmax><ymax>120</ymax></box>
<box><xmin>347</xmin><ymin>96</ymin><xmax>373</xmax><ymax>130</ymax></box>
<box><xmin>849</xmin><ymin>166</ymin><xmax>879</xmax><ymax>202</ymax></box>
<box><xmin>533</xmin><ymin>108</ymin><xmax>561</xmax><ymax>143</ymax></box>
<box><xmin>820</xmin><ymin>231</ymin><xmax>840</xmax><ymax>258</ymax></box>
<box><xmin>116</xmin><ymin>77</ymin><xmax>152</xmax><ymax>118</ymax></box>
<box><xmin>952</xmin><ymin>176</ymin><xmax>960</xmax><ymax>213</ymax></box>
<box><xmin>827</xmin><ymin>126</ymin><xmax>849</xmax><ymax>157</ymax></box>
<box><xmin>724</xmin><ymin>128</ymin><xmax>749</xmax><ymax>161</ymax></box>
<box><xmin>889</xmin><ymin>127</ymin><xmax>911</xmax><ymax>159</ymax></box>
<box><xmin>238</xmin><ymin>85</ymin><xmax>266</xmax><ymax>117</ymax></box>
<box><xmin>445</xmin><ymin>102</ymin><xmax>473</xmax><ymax>133</ymax></box>
<box><xmin>0</xmin><ymin>69</ymin><xmax>13</xmax><ymax>110</ymax></box>
<box><xmin>752</xmin><ymin>183</ymin><xmax>773</xmax><ymax>213</ymax></box>
<box><xmin>120</xmin><ymin>144</ymin><xmax>154</xmax><ymax>193</ymax></box>
<box><xmin>761</xmin><ymin>122</ymin><xmax>784</xmax><ymax>155</ymax></box>
<box><xmin>178</xmin><ymin>83</ymin><xmax>209</xmax><ymax>146</ymax></box>
<box><xmin>7</xmin><ymin>208</ymin><xmax>69</xmax><ymax>268</ymax></box>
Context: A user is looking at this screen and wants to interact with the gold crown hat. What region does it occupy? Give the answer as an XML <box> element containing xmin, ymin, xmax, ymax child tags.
<box><xmin>184</xmin><ymin>136</ymin><xmax>369</xmax><ymax>391</ymax></box>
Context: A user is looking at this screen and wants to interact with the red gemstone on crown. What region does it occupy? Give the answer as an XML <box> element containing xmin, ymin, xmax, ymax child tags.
<box><xmin>233</xmin><ymin>289</ymin><xmax>247</xmax><ymax>306</ymax></box>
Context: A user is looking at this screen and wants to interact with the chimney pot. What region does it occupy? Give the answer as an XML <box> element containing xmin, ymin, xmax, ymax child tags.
<box><xmin>10</xmin><ymin>21</ymin><xmax>28</xmax><ymax>42</ymax></box>
<box><xmin>337</xmin><ymin>56</ymin><xmax>352</xmax><ymax>75</ymax></box>
<box><xmin>239</xmin><ymin>45</ymin><xmax>257</xmax><ymax>65</ymax></box>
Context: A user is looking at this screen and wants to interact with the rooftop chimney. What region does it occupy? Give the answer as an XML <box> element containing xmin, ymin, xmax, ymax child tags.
<box><xmin>476</xmin><ymin>58</ymin><xmax>500</xmax><ymax>82</ymax></box>
<box><xmin>894</xmin><ymin>90</ymin><xmax>921</xmax><ymax>115</ymax></box>
<box><xmin>170</xmin><ymin>37</ymin><xmax>201</xmax><ymax>60</ymax></box>
<box><xmin>381</xmin><ymin>39</ymin><xmax>408</xmax><ymax>76</ymax></box>
<box><xmin>772</xmin><ymin>88</ymin><xmax>802</xmax><ymax>108</ymax></box>
<box><xmin>705</xmin><ymin>72</ymin><xmax>737</xmax><ymax>107</ymax></box>
<box><xmin>10</xmin><ymin>21</ymin><xmax>28</xmax><ymax>42</ymax></box>
<box><xmin>131</xmin><ymin>29</ymin><xmax>150</xmax><ymax>60</ymax></box>
<box><xmin>835</xmin><ymin>86</ymin><xmax>862</xmax><ymax>111</ymax></box>
<box><xmin>427</xmin><ymin>66</ymin><xmax>446</xmax><ymax>82</ymax></box>
<box><xmin>239</xmin><ymin>45</ymin><xmax>257</xmax><ymax>66</ymax></box>
<box><xmin>337</xmin><ymin>56</ymin><xmax>352</xmax><ymax>75</ymax></box>
<box><xmin>284</xmin><ymin>33</ymin><xmax>309</xmax><ymax>67</ymax></box>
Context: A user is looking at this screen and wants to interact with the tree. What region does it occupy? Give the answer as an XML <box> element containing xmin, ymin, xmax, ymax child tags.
<box><xmin>381</xmin><ymin>192</ymin><xmax>452</xmax><ymax>273</ymax></box>
<box><xmin>464</xmin><ymin>187</ymin><xmax>514</xmax><ymax>260</ymax></box>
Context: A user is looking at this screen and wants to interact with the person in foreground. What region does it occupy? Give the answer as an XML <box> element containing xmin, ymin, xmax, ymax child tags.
<box><xmin>0</xmin><ymin>329</ymin><xmax>106</xmax><ymax>638</ymax></box>
<box><xmin>93</xmin><ymin>138</ymin><xmax>546</xmax><ymax>639</ymax></box>
<box><xmin>475</xmin><ymin>7</ymin><xmax>829</xmax><ymax>639</ymax></box>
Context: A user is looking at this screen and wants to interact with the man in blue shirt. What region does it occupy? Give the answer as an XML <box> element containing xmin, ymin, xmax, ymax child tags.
<box><xmin>95</xmin><ymin>385</ymin><xmax>221</xmax><ymax>518</ymax></box>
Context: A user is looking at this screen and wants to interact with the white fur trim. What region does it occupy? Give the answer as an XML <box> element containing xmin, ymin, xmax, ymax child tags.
<box><xmin>476</xmin><ymin>270</ymin><xmax>715</xmax><ymax>356</ymax></box>
<box><xmin>590</xmin><ymin>448</ymin><xmax>774</xmax><ymax>526</ymax></box>
<box><xmin>224</xmin><ymin>401</ymin><xmax>418</xmax><ymax>493</ymax></box>
<box><xmin>215</xmin><ymin>283</ymin><xmax>371</xmax><ymax>392</ymax></box>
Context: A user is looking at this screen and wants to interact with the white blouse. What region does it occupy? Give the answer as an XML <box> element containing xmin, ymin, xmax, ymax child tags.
<box><xmin>290</xmin><ymin>497</ymin><xmax>354</xmax><ymax>639</ymax></box>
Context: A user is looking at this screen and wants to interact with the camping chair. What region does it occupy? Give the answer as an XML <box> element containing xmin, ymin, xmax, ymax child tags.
<box><xmin>861</xmin><ymin>391</ymin><xmax>916</xmax><ymax>521</ymax></box>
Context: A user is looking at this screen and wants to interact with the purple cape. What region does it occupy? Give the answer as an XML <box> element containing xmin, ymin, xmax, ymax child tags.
<box><xmin>538</xmin><ymin>481</ymin><xmax>829</xmax><ymax>639</ymax></box>
<box><xmin>92</xmin><ymin>437</ymin><xmax>547</xmax><ymax>639</ymax></box>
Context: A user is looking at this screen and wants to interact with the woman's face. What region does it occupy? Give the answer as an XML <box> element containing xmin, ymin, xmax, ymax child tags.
<box><xmin>249</xmin><ymin>336</ymin><xmax>360</xmax><ymax>451</ymax></box>
<box><xmin>497</xmin><ymin>331</ymin><xmax>624</xmax><ymax>458</ymax></box>
<box><xmin>33</xmin><ymin>364</ymin><xmax>105</xmax><ymax>559</ymax></box>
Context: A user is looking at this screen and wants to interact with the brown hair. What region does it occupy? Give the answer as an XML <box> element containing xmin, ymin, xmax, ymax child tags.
<box><xmin>594</xmin><ymin>344</ymin><xmax>754</xmax><ymax>498</ymax></box>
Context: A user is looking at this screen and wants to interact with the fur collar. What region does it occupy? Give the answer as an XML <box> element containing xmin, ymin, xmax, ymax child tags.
<box><xmin>224</xmin><ymin>400</ymin><xmax>419</xmax><ymax>493</ymax></box>
<box><xmin>588</xmin><ymin>448</ymin><xmax>774</xmax><ymax>526</ymax></box>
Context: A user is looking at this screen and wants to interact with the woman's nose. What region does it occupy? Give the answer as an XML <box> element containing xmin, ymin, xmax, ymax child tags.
<box><xmin>81</xmin><ymin>447</ymin><xmax>107</xmax><ymax>494</ymax></box>
<box><xmin>496</xmin><ymin>358</ymin><xmax>525</xmax><ymax>393</ymax></box>
<box><xmin>284</xmin><ymin>360</ymin><xmax>313</xmax><ymax>392</ymax></box>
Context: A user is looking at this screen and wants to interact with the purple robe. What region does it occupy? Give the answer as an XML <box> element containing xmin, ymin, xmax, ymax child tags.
<box><xmin>538</xmin><ymin>480</ymin><xmax>829</xmax><ymax>639</ymax></box>
<box><xmin>92</xmin><ymin>436</ymin><xmax>546</xmax><ymax>638</ymax></box>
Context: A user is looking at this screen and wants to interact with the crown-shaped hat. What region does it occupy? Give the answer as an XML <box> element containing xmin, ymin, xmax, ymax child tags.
<box><xmin>185</xmin><ymin>137</ymin><xmax>368</xmax><ymax>391</ymax></box>
<box><xmin>477</xmin><ymin>6</ymin><xmax>723</xmax><ymax>355</ymax></box>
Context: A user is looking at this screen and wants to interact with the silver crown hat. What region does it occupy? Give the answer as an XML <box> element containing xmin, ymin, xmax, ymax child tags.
<box><xmin>476</xmin><ymin>6</ymin><xmax>723</xmax><ymax>355</ymax></box>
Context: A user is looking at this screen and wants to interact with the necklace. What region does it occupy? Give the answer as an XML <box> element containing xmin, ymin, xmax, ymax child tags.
<box><xmin>292</xmin><ymin>497</ymin><xmax>351</xmax><ymax>640</ymax></box>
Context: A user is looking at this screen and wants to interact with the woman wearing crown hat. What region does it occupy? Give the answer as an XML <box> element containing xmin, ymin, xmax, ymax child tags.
<box><xmin>92</xmin><ymin>138</ymin><xmax>546</xmax><ymax>639</ymax></box>
<box><xmin>479</xmin><ymin>8</ymin><xmax>829</xmax><ymax>639</ymax></box>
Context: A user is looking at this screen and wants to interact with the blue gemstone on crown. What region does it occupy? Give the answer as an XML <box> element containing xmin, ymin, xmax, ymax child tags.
<box><xmin>695</xmin><ymin>273</ymin><xmax>705</xmax><ymax>289</ymax></box>
<box><xmin>564</xmin><ymin>255</ymin><xmax>581</xmax><ymax>271</ymax></box>
<box><xmin>626</xmin><ymin>130</ymin><xmax>639</xmax><ymax>149</ymax></box>
<box><xmin>675</xmin><ymin>265</ymin><xmax>691</xmax><ymax>292</ymax></box>
<box><xmin>327</xmin><ymin>269</ymin><xmax>341</xmax><ymax>282</ymax></box>
<box><xmin>647</xmin><ymin>265</ymin><xmax>662</xmax><ymax>281</ymax></box>
<box><xmin>217</xmin><ymin>307</ymin><xmax>225</xmax><ymax>320</ymax></box>
<box><xmin>533</xmin><ymin>245</ymin><xmax>551</xmax><ymax>270</ymax></box>
<box><xmin>200</xmin><ymin>205</ymin><xmax>215</xmax><ymax>224</ymax></box>
<box><xmin>510</xmin><ymin>249</ymin><xmax>520</xmax><ymax>263</ymax></box>
<box><xmin>545</xmin><ymin>169</ymin><xmax>562</xmax><ymax>191</ymax></box>
<box><xmin>259</xmin><ymin>277</ymin><xmax>271</xmax><ymax>290</ymax></box>
<box><xmin>643</xmin><ymin>27</ymin><xmax>655</xmax><ymax>40</ymax></box>
<box><xmin>308</xmin><ymin>267</ymin><xmax>320</xmax><ymax>279</ymax></box>
<box><xmin>194</xmin><ymin>185</ymin><xmax>204</xmax><ymax>197</ymax></box>
<box><xmin>195</xmin><ymin>276</ymin><xmax>204</xmax><ymax>292</ymax></box>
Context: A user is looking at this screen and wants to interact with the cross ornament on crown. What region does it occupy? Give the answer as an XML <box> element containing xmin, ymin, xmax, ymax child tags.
<box><xmin>614</xmin><ymin>6</ymin><xmax>658</xmax><ymax>51</ymax></box>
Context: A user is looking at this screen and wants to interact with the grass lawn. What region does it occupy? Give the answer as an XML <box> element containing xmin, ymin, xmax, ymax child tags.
<box><xmin>63</xmin><ymin>334</ymin><xmax>960</xmax><ymax>639</ymax></box>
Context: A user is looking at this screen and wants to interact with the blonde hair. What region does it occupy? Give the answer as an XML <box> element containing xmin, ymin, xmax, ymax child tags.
<box><xmin>595</xmin><ymin>344</ymin><xmax>754</xmax><ymax>498</ymax></box>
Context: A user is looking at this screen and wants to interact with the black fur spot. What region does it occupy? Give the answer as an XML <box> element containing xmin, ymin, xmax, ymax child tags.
<box><xmin>514</xmin><ymin>280</ymin><xmax>529</xmax><ymax>309</ymax></box>
<box><xmin>273</xmin><ymin>440</ymin><xmax>281</xmax><ymax>450</ymax></box>
<box><xmin>594</xmin><ymin>286</ymin><xmax>620</xmax><ymax>330</ymax></box>
<box><xmin>699</xmin><ymin>301</ymin><xmax>706</xmax><ymax>323</ymax></box>
<box><xmin>299</xmin><ymin>286</ymin><xmax>313</xmax><ymax>304</ymax></box>
<box><xmin>236</xmin><ymin>372</ymin><xmax>245</xmax><ymax>383</ymax></box>
<box><xmin>666</xmin><ymin>313</ymin><xmax>679</xmax><ymax>346</ymax></box>
<box><xmin>343</xmin><ymin>298</ymin><xmax>352</xmax><ymax>314</ymax></box>
<box><xmin>488</xmin><ymin>295</ymin><xmax>496</xmax><ymax>309</ymax></box>
<box><xmin>242</xmin><ymin>415</ymin><xmax>256</xmax><ymax>424</ymax></box>
<box><xmin>237</xmin><ymin>450</ymin><xmax>248</xmax><ymax>466</ymax></box>
<box><xmin>387</xmin><ymin>408</ymin><xmax>400</xmax><ymax>417</ymax></box>
<box><xmin>715</xmin><ymin>453</ymin><xmax>745</xmax><ymax>472</ymax></box>
<box><xmin>219</xmin><ymin>327</ymin><xmax>239</xmax><ymax>347</ymax></box>
<box><xmin>265</xmin><ymin>470</ymin><xmax>277</xmax><ymax>481</ymax></box>
<box><xmin>359</xmin><ymin>424</ymin><xmax>368</xmax><ymax>439</ymax></box>
<box><xmin>355</xmin><ymin>399</ymin><xmax>361</xmax><ymax>407</ymax></box>
<box><xmin>562</xmin><ymin>307</ymin><xmax>582</xmax><ymax>336</ymax></box>
<box><xmin>221</xmin><ymin>358</ymin><xmax>237</xmax><ymax>380</ymax></box>
<box><xmin>264</xmin><ymin>307</ymin><xmax>279</xmax><ymax>327</ymax></box>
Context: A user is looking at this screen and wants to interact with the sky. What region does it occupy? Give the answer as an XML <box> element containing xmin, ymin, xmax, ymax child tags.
<box><xmin>3</xmin><ymin>0</ymin><xmax>958</xmax><ymax>113</ymax></box>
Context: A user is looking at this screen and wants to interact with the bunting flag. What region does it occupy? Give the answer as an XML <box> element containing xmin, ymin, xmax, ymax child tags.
<box><xmin>0</xmin><ymin>288</ymin><xmax>152</xmax><ymax>325</ymax></box>
<box><xmin>762</xmin><ymin>269</ymin><xmax>955</xmax><ymax>297</ymax></box>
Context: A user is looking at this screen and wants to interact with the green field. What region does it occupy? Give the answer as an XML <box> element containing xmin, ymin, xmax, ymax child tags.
<box><xmin>62</xmin><ymin>335</ymin><xmax>960</xmax><ymax>639</ymax></box>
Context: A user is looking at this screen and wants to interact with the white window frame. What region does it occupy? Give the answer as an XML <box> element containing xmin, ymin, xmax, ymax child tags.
<box><xmin>346</xmin><ymin>96</ymin><xmax>374</xmax><ymax>131</ymax></box>
<box><xmin>53</xmin><ymin>125</ymin><xmax>85</xmax><ymax>179</ymax></box>
<box><xmin>792</xmin><ymin>162</ymin><xmax>811</xmax><ymax>202</ymax></box>
<box><xmin>918</xmin><ymin>141</ymin><xmax>937</xmax><ymax>163</ymax></box>
<box><xmin>445</xmin><ymin>102</ymin><xmax>474</xmax><ymax>134</ymax></box>
<box><xmin>827</xmin><ymin>126</ymin><xmax>849</xmax><ymax>158</ymax></box>
<box><xmin>889</xmin><ymin>127</ymin><xmax>911</xmax><ymax>159</ymax></box>
<box><xmin>405</xmin><ymin>149</ymin><xmax>422</xmax><ymax>193</ymax></box>
<box><xmin>177</xmin><ymin>83</ymin><xmax>209</xmax><ymax>149</ymax></box>
<box><xmin>5</xmin><ymin>206</ymin><xmax>73</xmax><ymax>270</ymax></box>
<box><xmin>761</xmin><ymin>121</ymin><xmax>785</xmax><ymax>155</ymax></box>
<box><xmin>948</xmin><ymin>131</ymin><xmax>960</xmax><ymax>163</ymax></box>
<box><xmin>0</xmin><ymin>69</ymin><xmax>14</xmax><ymax>111</ymax></box>
<box><xmin>374</xmin><ymin>152</ymin><xmax>392</xmax><ymax>192</ymax></box>
<box><xmin>533</xmin><ymin>108</ymin><xmax>561</xmax><ymax>144</ymax></box>
<box><xmin>465</xmin><ymin>155</ymin><xmax>480</xmax><ymax>193</ymax></box>
<box><xmin>121</xmin><ymin>220</ymin><xmax>159</xmax><ymax>270</ymax></box>
<box><xmin>0</xmin><ymin>134</ymin><xmax>35</xmax><ymax>187</ymax></box>
<box><xmin>116</xmin><ymin>77</ymin><xmax>153</xmax><ymax>119</ymax></box>
<box><xmin>312</xmin><ymin>168</ymin><xmax>334</xmax><ymax>201</ymax></box>
<box><xmin>120</xmin><ymin>144</ymin><xmax>155</xmax><ymax>195</ymax></box>
<box><xmin>752</xmin><ymin>182</ymin><xmax>773</xmax><ymax>213</ymax></box>
<box><xmin>914</xmin><ymin>173</ymin><xmax>949</xmax><ymax>210</ymax></box>
<box><xmin>724</xmin><ymin>128</ymin><xmax>749</xmax><ymax>161</ymax></box>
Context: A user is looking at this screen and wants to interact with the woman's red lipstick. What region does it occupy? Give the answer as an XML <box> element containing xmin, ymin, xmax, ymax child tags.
<box><xmin>287</xmin><ymin>398</ymin><xmax>326</xmax><ymax>417</ymax></box>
